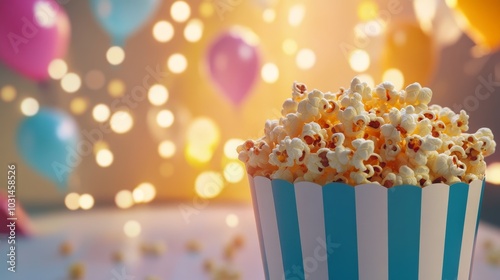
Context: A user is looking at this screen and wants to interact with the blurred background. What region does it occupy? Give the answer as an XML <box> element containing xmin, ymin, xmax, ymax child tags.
<box><xmin>0</xmin><ymin>0</ymin><xmax>500</xmax><ymax>279</ymax></box>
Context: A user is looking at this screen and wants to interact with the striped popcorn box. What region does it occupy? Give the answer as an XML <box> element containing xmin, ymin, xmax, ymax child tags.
<box><xmin>249</xmin><ymin>176</ymin><xmax>485</xmax><ymax>280</ymax></box>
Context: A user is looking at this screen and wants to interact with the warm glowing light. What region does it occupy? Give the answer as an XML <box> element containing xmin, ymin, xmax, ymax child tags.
<box><xmin>226</xmin><ymin>214</ymin><xmax>239</xmax><ymax>228</ymax></box>
<box><xmin>261</xmin><ymin>63</ymin><xmax>279</xmax><ymax>83</ymax></box>
<box><xmin>282</xmin><ymin>39</ymin><xmax>298</xmax><ymax>55</ymax></box>
<box><xmin>136</xmin><ymin>182</ymin><xmax>156</xmax><ymax>203</ymax></box>
<box><xmin>185</xmin><ymin>144</ymin><xmax>213</xmax><ymax>165</ymax></box>
<box><xmin>158</xmin><ymin>140</ymin><xmax>176</xmax><ymax>158</ymax></box>
<box><xmin>171</xmin><ymin>1</ymin><xmax>191</xmax><ymax>23</ymax></box>
<box><xmin>195</xmin><ymin>171</ymin><xmax>224</xmax><ymax>199</ymax></box>
<box><xmin>115</xmin><ymin>190</ymin><xmax>134</xmax><ymax>209</ymax></box>
<box><xmin>184</xmin><ymin>19</ymin><xmax>203</xmax><ymax>42</ymax></box>
<box><xmin>124</xmin><ymin>220</ymin><xmax>141</xmax><ymax>237</ymax></box>
<box><xmin>106</xmin><ymin>46</ymin><xmax>125</xmax><ymax>65</ymax></box>
<box><xmin>92</xmin><ymin>104</ymin><xmax>110</xmax><ymax>122</ymax></box>
<box><xmin>199</xmin><ymin>1</ymin><xmax>214</xmax><ymax>18</ymax></box>
<box><xmin>223</xmin><ymin>162</ymin><xmax>245</xmax><ymax>183</ymax></box>
<box><xmin>93</xmin><ymin>140</ymin><xmax>109</xmax><ymax>155</ymax></box>
<box><xmin>356</xmin><ymin>74</ymin><xmax>375</xmax><ymax>88</ymax></box>
<box><xmin>79</xmin><ymin>194</ymin><xmax>94</xmax><ymax>210</ymax></box>
<box><xmin>186</xmin><ymin>117</ymin><xmax>220</xmax><ymax>147</ymax></box>
<box><xmin>70</xmin><ymin>97</ymin><xmax>88</xmax><ymax>115</ymax></box>
<box><xmin>486</xmin><ymin>162</ymin><xmax>500</xmax><ymax>185</ymax></box>
<box><xmin>382</xmin><ymin>68</ymin><xmax>405</xmax><ymax>90</ymax></box>
<box><xmin>148</xmin><ymin>84</ymin><xmax>169</xmax><ymax>106</ymax></box>
<box><xmin>65</xmin><ymin>193</ymin><xmax>80</xmax><ymax>210</ymax></box>
<box><xmin>288</xmin><ymin>5</ymin><xmax>305</xmax><ymax>27</ymax></box>
<box><xmin>132</xmin><ymin>187</ymin><xmax>145</xmax><ymax>203</ymax></box>
<box><xmin>110</xmin><ymin>111</ymin><xmax>133</xmax><ymax>134</ymax></box>
<box><xmin>349</xmin><ymin>49</ymin><xmax>371</xmax><ymax>72</ymax></box>
<box><xmin>167</xmin><ymin>53</ymin><xmax>188</xmax><ymax>74</ymax></box>
<box><xmin>224</xmin><ymin>139</ymin><xmax>243</xmax><ymax>159</ymax></box>
<box><xmin>34</xmin><ymin>1</ymin><xmax>57</xmax><ymax>27</ymax></box>
<box><xmin>1</xmin><ymin>85</ymin><xmax>16</xmax><ymax>102</ymax></box>
<box><xmin>48</xmin><ymin>59</ymin><xmax>68</xmax><ymax>80</ymax></box>
<box><xmin>96</xmin><ymin>149</ymin><xmax>113</xmax><ymax>167</ymax></box>
<box><xmin>357</xmin><ymin>0</ymin><xmax>379</xmax><ymax>21</ymax></box>
<box><xmin>414</xmin><ymin>0</ymin><xmax>437</xmax><ymax>33</ymax></box>
<box><xmin>108</xmin><ymin>79</ymin><xmax>125</xmax><ymax>97</ymax></box>
<box><xmin>85</xmin><ymin>70</ymin><xmax>105</xmax><ymax>90</ymax></box>
<box><xmin>61</xmin><ymin>73</ymin><xmax>82</xmax><ymax>93</ymax></box>
<box><xmin>156</xmin><ymin>110</ymin><xmax>175</xmax><ymax>128</ymax></box>
<box><xmin>296</xmin><ymin>49</ymin><xmax>316</xmax><ymax>70</ymax></box>
<box><xmin>153</xmin><ymin>21</ymin><xmax>174</xmax><ymax>42</ymax></box>
<box><xmin>263</xmin><ymin>8</ymin><xmax>276</xmax><ymax>23</ymax></box>
<box><xmin>20</xmin><ymin>98</ymin><xmax>39</xmax><ymax>116</ymax></box>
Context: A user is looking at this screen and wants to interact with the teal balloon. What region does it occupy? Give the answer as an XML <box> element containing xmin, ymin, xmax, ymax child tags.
<box><xmin>89</xmin><ymin>0</ymin><xmax>160</xmax><ymax>46</ymax></box>
<box><xmin>16</xmin><ymin>108</ymin><xmax>80</xmax><ymax>191</ymax></box>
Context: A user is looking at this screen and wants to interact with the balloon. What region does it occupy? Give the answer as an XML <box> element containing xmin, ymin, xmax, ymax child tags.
<box><xmin>0</xmin><ymin>0</ymin><xmax>70</xmax><ymax>81</ymax></box>
<box><xmin>206</xmin><ymin>27</ymin><xmax>260</xmax><ymax>106</ymax></box>
<box><xmin>448</xmin><ymin>0</ymin><xmax>500</xmax><ymax>51</ymax></box>
<box><xmin>89</xmin><ymin>0</ymin><xmax>160</xmax><ymax>46</ymax></box>
<box><xmin>381</xmin><ymin>21</ymin><xmax>436</xmax><ymax>85</ymax></box>
<box><xmin>16</xmin><ymin>108</ymin><xmax>80</xmax><ymax>191</ymax></box>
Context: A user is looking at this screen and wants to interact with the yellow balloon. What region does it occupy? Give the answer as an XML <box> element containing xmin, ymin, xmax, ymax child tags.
<box><xmin>448</xmin><ymin>0</ymin><xmax>500</xmax><ymax>51</ymax></box>
<box><xmin>382</xmin><ymin>21</ymin><xmax>436</xmax><ymax>86</ymax></box>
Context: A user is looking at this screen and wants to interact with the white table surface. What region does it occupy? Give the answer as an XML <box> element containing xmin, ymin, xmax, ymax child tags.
<box><xmin>0</xmin><ymin>204</ymin><xmax>499</xmax><ymax>280</ymax></box>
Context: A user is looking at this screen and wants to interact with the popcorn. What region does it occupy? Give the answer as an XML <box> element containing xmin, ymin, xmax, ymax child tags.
<box><xmin>238</xmin><ymin>78</ymin><xmax>496</xmax><ymax>186</ymax></box>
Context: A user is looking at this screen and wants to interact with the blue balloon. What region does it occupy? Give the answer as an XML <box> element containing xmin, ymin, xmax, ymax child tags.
<box><xmin>16</xmin><ymin>108</ymin><xmax>80</xmax><ymax>191</ymax></box>
<box><xmin>89</xmin><ymin>0</ymin><xmax>161</xmax><ymax>46</ymax></box>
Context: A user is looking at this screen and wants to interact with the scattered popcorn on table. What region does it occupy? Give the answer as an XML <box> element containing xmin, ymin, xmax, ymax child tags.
<box><xmin>112</xmin><ymin>251</ymin><xmax>124</xmax><ymax>263</ymax></box>
<box><xmin>59</xmin><ymin>241</ymin><xmax>73</xmax><ymax>256</ymax></box>
<box><xmin>186</xmin><ymin>239</ymin><xmax>203</xmax><ymax>253</ymax></box>
<box><xmin>140</xmin><ymin>241</ymin><xmax>166</xmax><ymax>257</ymax></box>
<box><xmin>238</xmin><ymin>78</ymin><xmax>496</xmax><ymax>186</ymax></box>
<box><xmin>69</xmin><ymin>262</ymin><xmax>85</xmax><ymax>279</ymax></box>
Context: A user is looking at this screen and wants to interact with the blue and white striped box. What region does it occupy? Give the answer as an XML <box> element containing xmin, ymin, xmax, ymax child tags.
<box><xmin>249</xmin><ymin>176</ymin><xmax>485</xmax><ymax>280</ymax></box>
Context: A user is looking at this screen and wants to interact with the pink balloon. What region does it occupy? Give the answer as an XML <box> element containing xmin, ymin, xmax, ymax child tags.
<box><xmin>0</xmin><ymin>0</ymin><xmax>70</xmax><ymax>81</ymax></box>
<box><xmin>207</xmin><ymin>28</ymin><xmax>260</xmax><ymax>106</ymax></box>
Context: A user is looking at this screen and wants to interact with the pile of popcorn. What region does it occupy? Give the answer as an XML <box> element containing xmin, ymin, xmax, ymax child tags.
<box><xmin>237</xmin><ymin>78</ymin><xmax>496</xmax><ymax>187</ymax></box>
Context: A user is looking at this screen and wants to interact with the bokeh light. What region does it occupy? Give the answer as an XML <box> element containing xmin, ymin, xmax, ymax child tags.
<box><xmin>186</xmin><ymin>117</ymin><xmax>220</xmax><ymax>147</ymax></box>
<box><xmin>1</xmin><ymin>85</ymin><xmax>16</xmax><ymax>102</ymax></box>
<box><xmin>20</xmin><ymin>97</ymin><xmax>39</xmax><ymax>116</ymax></box>
<box><xmin>261</xmin><ymin>63</ymin><xmax>279</xmax><ymax>83</ymax></box>
<box><xmin>199</xmin><ymin>1</ymin><xmax>214</xmax><ymax>18</ymax></box>
<box><xmin>135</xmin><ymin>182</ymin><xmax>156</xmax><ymax>203</ymax></box>
<box><xmin>296</xmin><ymin>48</ymin><xmax>316</xmax><ymax>70</ymax></box>
<box><xmin>110</xmin><ymin>111</ymin><xmax>133</xmax><ymax>134</ymax></box>
<box><xmin>223</xmin><ymin>162</ymin><xmax>245</xmax><ymax>183</ymax></box>
<box><xmin>486</xmin><ymin>162</ymin><xmax>500</xmax><ymax>185</ymax></box>
<box><xmin>382</xmin><ymin>68</ymin><xmax>405</xmax><ymax>90</ymax></box>
<box><xmin>171</xmin><ymin>1</ymin><xmax>191</xmax><ymax>23</ymax></box>
<box><xmin>225</xmin><ymin>214</ymin><xmax>239</xmax><ymax>228</ymax></box>
<box><xmin>132</xmin><ymin>187</ymin><xmax>145</xmax><ymax>203</ymax></box>
<box><xmin>79</xmin><ymin>194</ymin><xmax>94</xmax><ymax>210</ymax></box>
<box><xmin>93</xmin><ymin>140</ymin><xmax>109</xmax><ymax>155</ymax></box>
<box><xmin>92</xmin><ymin>104</ymin><xmax>110</xmax><ymax>122</ymax></box>
<box><xmin>153</xmin><ymin>21</ymin><xmax>174</xmax><ymax>43</ymax></box>
<box><xmin>195</xmin><ymin>171</ymin><xmax>224</xmax><ymax>199</ymax></box>
<box><xmin>148</xmin><ymin>84</ymin><xmax>169</xmax><ymax>106</ymax></box>
<box><xmin>356</xmin><ymin>73</ymin><xmax>375</xmax><ymax>88</ymax></box>
<box><xmin>288</xmin><ymin>5</ymin><xmax>305</xmax><ymax>27</ymax></box>
<box><xmin>167</xmin><ymin>53</ymin><xmax>188</xmax><ymax>74</ymax></box>
<box><xmin>115</xmin><ymin>190</ymin><xmax>134</xmax><ymax>209</ymax></box>
<box><xmin>65</xmin><ymin>193</ymin><xmax>80</xmax><ymax>211</ymax></box>
<box><xmin>156</xmin><ymin>110</ymin><xmax>175</xmax><ymax>128</ymax></box>
<box><xmin>223</xmin><ymin>139</ymin><xmax>243</xmax><ymax>159</ymax></box>
<box><xmin>96</xmin><ymin>149</ymin><xmax>114</xmax><ymax>167</ymax></box>
<box><xmin>263</xmin><ymin>9</ymin><xmax>276</xmax><ymax>23</ymax></box>
<box><xmin>70</xmin><ymin>97</ymin><xmax>88</xmax><ymax>115</ymax></box>
<box><xmin>85</xmin><ymin>70</ymin><xmax>105</xmax><ymax>90</ymax></box>
<box><xmin>357</xmin><ymin>0</ymin><xmax>379</xmax><ymax>21</ymax></box>
<box><xmin>158</xmin><ymin>140</ymin><xmax>176</xmax><ymax>158</ymax></box>
<box><xmin>107</xmin><ymin>79</ymin><xmax>125</xmax><ymax>97</ymax></box>
<box><xmin>282</xmin><ymin>39</ymin><xmax>298</xmax><ymax>55</ymax></box>
<box><xmin>184</xmin><ymin>19</ymin><xmax>204</xmax><ymax>42</ymax></box>
<box><xmin>106</xmin><ymin>46</ymin><xmax>125</xmax><ymax>65</ymax></box>
<box><xmin>349</xmin><ymin>49</ymin><xmax>370</xmax><ymax>72</ymax></box>
<box><xmin>124</xmin><ymin>220</ymin><xmax>141</xmax><ymax>237</ymax></box>
<box><xmin>414</xmin><ymin>0</ymin><xmax>437</xmax><ymax>33</ymax></box>
<box><xmin>185</xmin><ymin>144</ymin><xmax>213</xmax><ymax>165</ymax></box>
<box><xmin>48</xmin><ymin>59</ymin><xmax>68</xmax><ymax>80</ymax></box>
<box><xmin>61</xmin><ymin>73</ymin><xmax>82</xmax><ymax>93</ymax></box>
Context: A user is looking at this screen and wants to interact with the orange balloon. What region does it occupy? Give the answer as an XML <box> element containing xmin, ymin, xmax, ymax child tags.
<box><xmin>382</xmin><ymin>22</ymin><xmax>436</xmax><ymax>85</ymax></box>
<box><xmin>448</xmin><ymin>0</ymin><xmax>500</xmax><ymax>51</ymax></box>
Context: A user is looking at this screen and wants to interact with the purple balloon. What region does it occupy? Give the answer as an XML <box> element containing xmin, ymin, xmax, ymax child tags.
<box><xmin>207</xmin><ymin>29</ymin><xmax>260</xmax><ymax>106</ymax></box>
<box><xmin>0</xmin><ymin>0</ymin><xmax>70</xmax><ymax>81</ymax></box>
